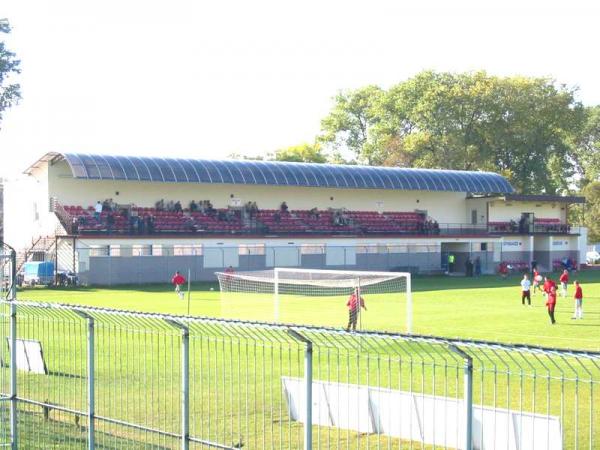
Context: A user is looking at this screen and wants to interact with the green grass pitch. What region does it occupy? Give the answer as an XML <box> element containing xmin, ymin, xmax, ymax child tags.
<box><xmin>17</xmin><ymin>270</ymin><xmax>600</xmax><ymax>351</ymax></box>
<box><xmin>3</xmin><ymin>270</ymin><xmax>599</xmax><ymax>448</ymax></box>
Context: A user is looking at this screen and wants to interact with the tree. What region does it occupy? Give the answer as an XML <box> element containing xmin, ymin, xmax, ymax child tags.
<box><xmin>319</xmin><ymin>71</ymin><xmax>585</xmax><ymax>194</ymax></box>
<box><xmin>572</xmin><ymin>106</ymin><xmax>600</xmax><ymax>186</ymax></box>
<box><xmin>272</xmin><ymin>143</ymin><xmax>327</xmax><ymax>163</ymax></box>
<box><xmin>576</xmin><ymin>182</ymin><xmax>600</xmax><ymax>243</ymax></box>
<box><xmin>0</xmin><ymin>19</ymin><xmax>21</xmax><ymax>127</ymax></box>
<box><xmin>319</xmin><ymin>85</ymin><xmax>384</xmax><ymax>164</ymax></box>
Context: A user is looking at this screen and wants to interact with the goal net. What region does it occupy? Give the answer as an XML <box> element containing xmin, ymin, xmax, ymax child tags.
<box><xmin>215</xmin><ymin>268</ymin><xmax>412</xmax><ymax>332</ymax></box>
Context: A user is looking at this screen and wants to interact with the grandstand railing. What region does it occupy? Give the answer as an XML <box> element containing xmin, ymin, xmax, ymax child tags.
<box><xmin>0</xmin><ymin>299</ymin><xmax>598</xmax><ymax>449</ymax></box>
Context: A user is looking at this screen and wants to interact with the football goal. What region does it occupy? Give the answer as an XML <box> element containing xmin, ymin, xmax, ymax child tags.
<box><xmin>215</xmin><ymin>268</ymin><xmax>412</xmax><ymax>333</ymax></box>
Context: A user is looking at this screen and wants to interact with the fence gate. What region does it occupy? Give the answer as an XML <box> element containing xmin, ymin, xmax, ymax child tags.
<box><xmin>0</xmin><ymin>243</ymin><xmax>16</xmax><ymax>448</ymax></box>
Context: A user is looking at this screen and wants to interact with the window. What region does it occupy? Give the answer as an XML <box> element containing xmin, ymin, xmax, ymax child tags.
<box><xmin>356</xmin><ymin>245</ymin><xmax>378</xmax><ymax>254</ymax></box>
<box><xmin>152</xmin><ymin>244</ymin><xmax>163</xmax><ymax>256</ymax></box>
<box><xmin>109</xmin><ymin>245</ymin><xmax>121</xmax><ymax>257</ymax></box>
<box><xmin>301</xmin><ymin>244</ymin><xmax>325</xmax><ymax>255</ymax></box>
<box><xmin>239</xmin><ymin>244</ymin><xmax>265</xmax><ymax>255</ymax></box>
<box><xmin>174</xmin><ymin>245</ymin><xmax>203</xmax><ymax>256</ymax></box>
<box><xmin>132</xmin><ymin>245</ymin><xmax>152</xmax><ymax>256</ymax></box>
<box><xmin>90</xmin><ymin>246</ymin><xmax>109</xmax><ymax>257</ymax></box>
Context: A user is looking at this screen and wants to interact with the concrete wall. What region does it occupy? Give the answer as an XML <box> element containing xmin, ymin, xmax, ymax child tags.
<box><xmin>3</xmin><ymin>175</ymin><xmax>60</xmax><ymax>250</ymax></box>
<box><xmin>47</xmin><ymin>159</ymin><xmax>469</xmax><ymax>223</ymax></box>
<box><xmin>81</xmin><ymin>245</ymin><xmax>446</xmax><ymax>285</ymax></box>
<box><xmin>488</xmin><ymin>200</ymin><xmax>566</xmax><ymax>222</ymax></box>
<box><xmin>464</xmin><ymin>197</ymin><xmax>489</xmax><ymax>224</ymax></box>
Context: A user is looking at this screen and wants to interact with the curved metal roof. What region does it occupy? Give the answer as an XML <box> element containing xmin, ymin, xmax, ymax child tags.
<box><xmin>53</xmin><ymin>153</ymin><xmax>513</xmax><ymax>193</ymax></box>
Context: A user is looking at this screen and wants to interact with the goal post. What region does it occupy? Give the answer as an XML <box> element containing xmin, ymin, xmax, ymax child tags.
<box><xmin>215</xmin><ymin>268</ymin><xmax>412</xmax><ymax>333</ymax></box>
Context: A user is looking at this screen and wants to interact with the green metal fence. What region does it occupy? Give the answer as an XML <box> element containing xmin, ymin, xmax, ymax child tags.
<box><xmin>0</xmin><ymin>299</ymin><xmax>598</xmax><ymax>449</ymax></box>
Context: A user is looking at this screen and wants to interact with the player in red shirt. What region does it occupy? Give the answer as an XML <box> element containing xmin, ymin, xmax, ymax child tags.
<box><xmin>572</xmin><ymin>280</ymin><xmax>583</xmax><ymax>320</ymax></box>
<box><xmin>346</xmin><ymin>288</ymin><xmax>367</xmax><ymax>332</ymax></box>
<box><xmin>532</xmin><ymin>269</ymin><xmax>542</xmax><ymax>294</ymax></box>
<box><xmin>542</xmin><ymin>277</ymin><xmax>556</xmax><ymax>300</ymax></box>
<box><xmin>546</xmin><ymin>285</ymin><xmax>557</xmax><ymax>324</ymax></box>
<box><xmin>171</xmin><ymin>271</ymin><xmax>186</xmax><ymax>300</ymax></box>
<box><xmin>559</xmin><ymin>270</ymin><xmax>569</xmax><ymax>297</ymax></box>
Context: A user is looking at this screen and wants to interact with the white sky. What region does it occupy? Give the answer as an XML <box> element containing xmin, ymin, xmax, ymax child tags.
<box><xmin>1</xmin><ymin>0</ymin><xmax>599</xmax><ymax>178</ymax></box>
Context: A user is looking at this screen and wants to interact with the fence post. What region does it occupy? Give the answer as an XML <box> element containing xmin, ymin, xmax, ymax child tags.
<box><xmin>74</xmin><ymin>311</ymin><xmax>96</xmax><ymax>450</ymax></box>
<box><xmin>449</xmin><ymin>345</ymin><xmax>473</xmax><ymax>450</ymax></box>
<box><xmin>166</xmin><ymin>320</ymin><xmax>190</xmax><ymax>450</ymax></box>
<box><xmin>9</xmin><ymin>301</ymin><xmax>17</xmax><ymax>450</ymax></box>
<box><xmin>288</xmin><ymin>329</ymin><xmax>313</xmax><ymax>450</ymax></box>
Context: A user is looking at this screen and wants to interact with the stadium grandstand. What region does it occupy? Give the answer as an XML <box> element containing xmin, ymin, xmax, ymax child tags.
<box><xmin>1</xmin><ymin>152</ymin><xmax>587</xmax><ymax>284</ymax></box>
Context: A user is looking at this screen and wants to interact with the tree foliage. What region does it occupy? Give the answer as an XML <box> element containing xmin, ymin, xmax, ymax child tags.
<box><xmin>319</xmin><ymin>71</ymin><xmax>585</xmax><ymax>194</ymax></box>
<box><xmin>272</xmin><ymin>142</ymin><xmax>327</xmax><ymax>163</ymax></box>
<box><xmin>576</xmin><ymin>182</ymin><xmax>600</xmax><ymax>242</ymax></box>
<box><xmin>0</xmin><ymin>19</ymin><xmax>21</xmax><ymax>127</ymax></box>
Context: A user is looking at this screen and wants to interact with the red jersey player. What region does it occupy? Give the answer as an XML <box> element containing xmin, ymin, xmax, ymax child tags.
<box><xmin>346</xmin><ymin>288</ymin><xmax>367</xmax><ymax>332</ymax></box>
<box><xmin>171</xmin><ymin>271</ymin><xmax>186</xmax><ymax>300</ymax></box>
<box><xmin>546</xmin><ymin>286</ymin><xmax>557</xmax><ymax>324</ymax></box>
<box><xmin>559</xmin><ymin>270</ymin><xmax>569</xmax><ymax>297</ymax></box>
<box><xmin>572</xmin><ymin>280</ymin><xmax>583</xmax><ymax>320</ymax></box>
<box><xmin>542</xmin><ymin>277</ymin><xmax>556</xmax><ymax>299</ymax></box>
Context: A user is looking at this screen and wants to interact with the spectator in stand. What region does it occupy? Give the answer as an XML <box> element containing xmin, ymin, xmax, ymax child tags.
<box><xmin>280</xmin><ymin>201</ymin><xmax>288</xmax><ymax>213</ymax></box>
<box><xmin>174</xmin><ymin>201</ymin><xmax>183</xmax><ymax>213</ymax></box>
<box><xmin>146</xmin><ymin>215</ymin><xmax>155</xmax><ymax>234</ymax></box>
<box><xmin>106</xmin><ymin>212</ymin><xmax>115</xmax><ymax>234</ymax></box>
<box><xmin>71</xmin><ymin>217</ymin><xmax>79</xmax><ymax>234</ymax></box>
<box><xmin>559</xmin><ymin>269</ymin><xmax>569</xmax><ymax>297</ymax></box>
<box><xmin>94</xmin><ymin>201</ymin><xmax>102</xmax><ymax>220</ymax></box>
<box><xmin>546</xmin><ymin>286</ymin><xmax>557</xmax><ymax>324</ymax></box>
<box><xmin>184</xmin><ymin>215</ymin><xmax>197</xmax><ymax>232</ymax></box>
<box><xmin>273</xmin><ymin>211</ymin><xmax>281</xmax><ymax>223</ymax></box>
<box><xmin>433</xmin><ymin>220</ymin><xmax>440</xmax><ymax>235</ymax></box>
<box><xmin>206</xmin><ymin>201</ymin><xmax>216</xmax><ymax>216</ymax></box>
<box><xmin>129</xmin><ymin>215</ymin><xmax>138</xmax><ymax>234</ymax></box>
<box><xmin>309</xmin><ymin>207</ymin><xmax>319</xmax><ymax>219</ymax></box>
<box><xmin>509</xmin><ymin>219</ymin><xmax>517</xmax><ymax>232</ymax></box>
<box><xmin>138</xmin><ymin>215</ymin><xmax>145</xmax><ymax>234</ymax></box>
<box><xmin>190</xmin><ymin>200</ymin><xmax>198</xmax><ymax>212</ymax></box>
<box><xmin>155</xmin><ymin>199</ymin><xmax>165</xmax><ymax>211</ymax></box>
<box><xmin>166</xmin><ymin>200</ymin><xmax>174</xmax><ymax>212</ymax></box>
<box><xmin>572</xmin><ymin>280</ymin><xmax>583</xmax><ymax>320</ymax></box>
<box><xmin>102</xmin><ymin>199</ymin><xmax>110</xmax><ymax>212</ymax></box>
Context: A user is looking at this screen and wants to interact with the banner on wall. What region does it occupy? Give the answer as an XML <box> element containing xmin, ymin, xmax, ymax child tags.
<box><xmin>502</xmin><ymin>240</ymin><xmax>523</xmax><ymax>249</ymax></box>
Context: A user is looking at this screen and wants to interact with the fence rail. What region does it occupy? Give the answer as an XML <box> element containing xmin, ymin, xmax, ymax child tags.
<box><xmin>0</xmin><ymin>299</ymin><xmax>599</xmax><ymax>449</ymax></box>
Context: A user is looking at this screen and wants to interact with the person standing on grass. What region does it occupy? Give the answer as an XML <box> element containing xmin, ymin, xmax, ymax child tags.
<box><xmin>572</xmin><ymin>280</ymin><xmax>583</xmax><ymax>320</ymax></box>
<box><xmin>546</xmin><ymin>285</ymin><xmax>557</xmax><ymax>324</ymax></box>
<box><xmin>346</xmin><ymin>288</ymin><xmax>367</xmax><ymax>332</ymax></box>
<box><xmin>542</xmin><ymin>276</ymin><xmax>556</xmax><ymax>300</ymax></box>
<box><xmin>171</xmin><ymin>271</ymin><xmax>186</xmax><ymax>300</ymax></box>
<box><xmin>532</xmin><ymin>269</ymin><xmax>542</xmax><ymax>294</ymax></box>
<box><xmin>559</xmin><ymin>269</ymin><xmax>569</xmax><ymax>297</ymax></box>
<box><xmin>520</xmin><ymin>274</ymin><xmax>531</xmax><ymax>306</ymax></box>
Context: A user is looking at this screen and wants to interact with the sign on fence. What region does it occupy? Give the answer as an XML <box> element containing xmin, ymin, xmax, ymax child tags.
<box><xmin>282</xmin><ymin>377</ymin><xmax>562</xmax><ymax>450</ymax></box>
<box><xmin>5</xmin><ymin>338</ymin><xmax>47</xmax><ymax>374</ymax></box>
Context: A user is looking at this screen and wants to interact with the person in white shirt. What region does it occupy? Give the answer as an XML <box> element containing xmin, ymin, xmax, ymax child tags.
<box><xmin>520</xmin><ymin>274</ymin><xmax>531</xmax><ymax>306</ymax></box>
<box><xmin>94</xmin><ymin>201</ymin><xmax>102</xmax><ymax>221</ymax></box>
